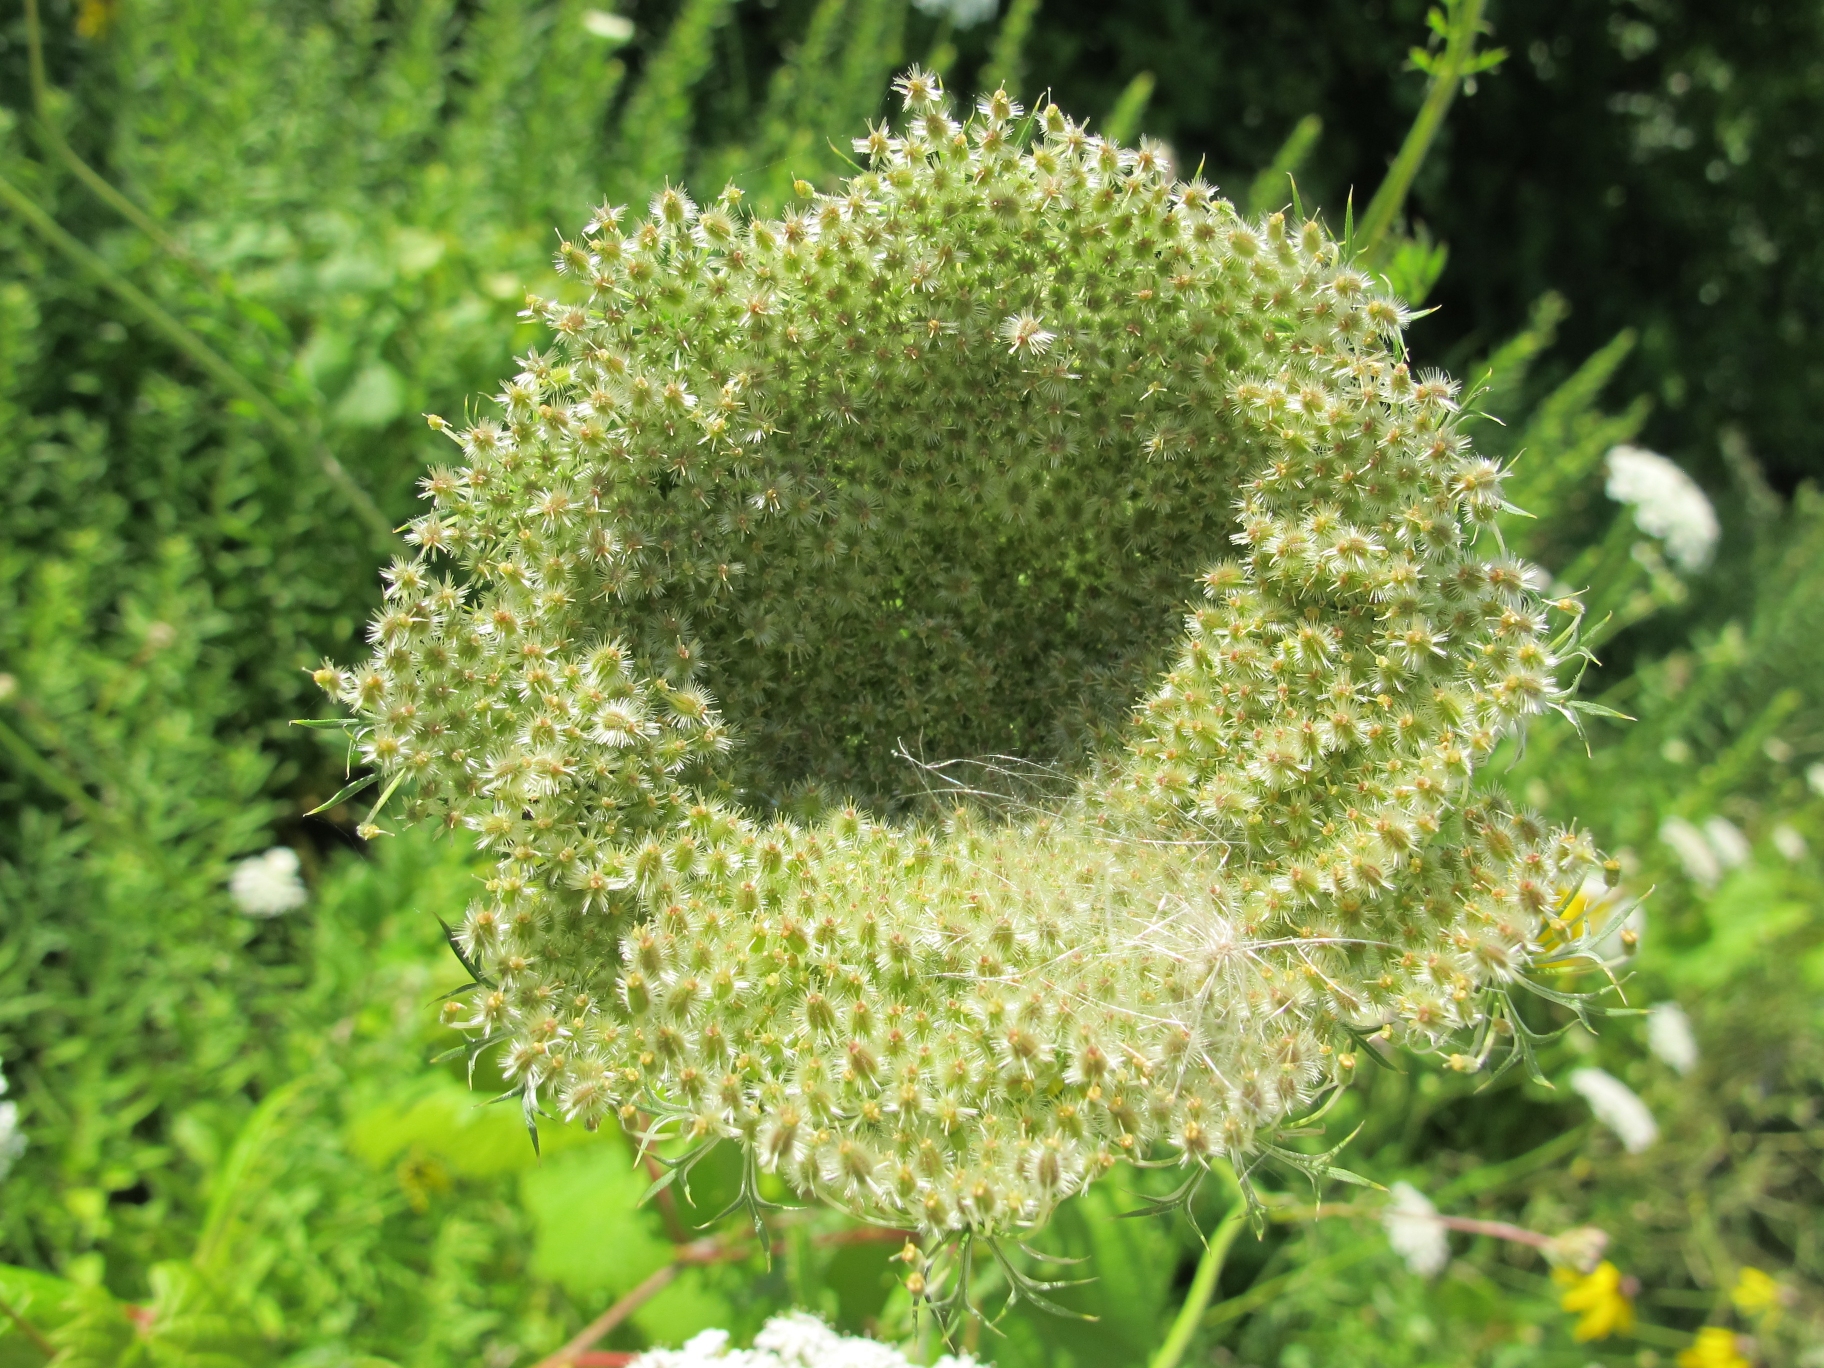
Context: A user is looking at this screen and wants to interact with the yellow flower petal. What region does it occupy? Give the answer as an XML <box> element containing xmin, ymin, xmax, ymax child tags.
<box><xmin>1677</xmin><ymin>1326</ymin><xmax>1750</xmax><ymax>1368</ymax></box>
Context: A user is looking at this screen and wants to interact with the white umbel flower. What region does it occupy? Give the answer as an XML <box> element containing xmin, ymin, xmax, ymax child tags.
<box><xmin>910</xmin><ymin>0</ymin><xmax>998</xmax><ymax>27</ymax></box>
<box><xmin>1702</xmin><ymin>816</ymin><xmax>1751</xmax><ymax>870</ymax></box>
<box><xmin>1659</xmin><ymin>817</ymin><xmax>1721</xmax><ymax>887</ymax></box>
<box><xmin>0</xmin><ymin>1061</ymin><xmax>24</xmax><ymax>1181</ymax></box>
<box><xmin>1604</xmin><ymin>445</ymin><xmax>1719</xmax><ymax>573</ymax></box>
<box><xmin>1382</xmin><ymin>1181</ymin><xmax>1449</xmax><ymax>1277</ymax></box>
<box><xmin>229</xmin><ymin>846</ymin><xmax>308</xmax><ymax>917</ymax></box>
<box><xmin>581</xmin><ymin>9</ymin><xmax>634</xmax><ymax>42</ymax></box>
<box><xmin>1570</xmin><ymin>1067</ymin><xmax>1659</xmax><ymax>1153</ymax></box>
<box><xmin>1645</xmin><ymin>1001</ymin><xmax>1699</xmax><ymax>1075</ymax></box>
<box><xmin>1772</xmin><ymin>824</ymin><xmax>1807</xmax><ymax>862</ymax></box>
<box><xmin>631</xmin><ymin>1313</ymin><xmax>981</xmax><ymax>1368</ymax></box>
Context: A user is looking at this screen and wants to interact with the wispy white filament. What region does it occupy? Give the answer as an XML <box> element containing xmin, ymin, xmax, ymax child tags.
<box><xmin>1604</xmin><ymin>445</ymin><xmax>1719</xmax><ymax>573</ymax></box>
<box><xmin>1645</xmin><ymin>1002</ymin><xmax>1699</xmax><ymax>1075</ymax></box>
<box><xmin>1570</xmin><ymin>1067</ymin><xmax>1659</xmax><ymax>1153</ymax></box>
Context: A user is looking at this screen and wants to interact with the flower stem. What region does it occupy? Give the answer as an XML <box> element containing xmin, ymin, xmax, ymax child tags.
<box><xmin>1355</xmin><ymin>0</ymin><xmax>1492</xmax><ymax>262</ymax></box>
<box><xmin>0</xmin><ymin>1293</ymin><xmax>56</xmax><ymax>1359</ymax></box>
<box><xmin>23</xmin><ymin>0</ymin><xmax>204</xmax><ymax>273</ymax></box>
<box><xmin>1150</xmin><ymin>1189</ymin><xmax>1249</xmax><ymax>1368</ymax></box>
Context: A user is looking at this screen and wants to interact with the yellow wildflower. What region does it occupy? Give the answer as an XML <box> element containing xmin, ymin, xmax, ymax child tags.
<box><xmin>1537</xmin><ymin>876</ymin><xmax>1632</xmax><ymax>967</ymax></box>
<box><xmin>1731</xmin><ymin>1266</ymin><xmax>1781</xmax><ymax>1325</ymax></box>
<box><xmin>1556</xmin><ymin>1260</ymin><xmax>1637</xmax><ymax>1341</ymax></box>
<box><xmin>1677</xmin><ymin>1326</ymin><xmax>1750</xmax><ymax>1368</ymax></box>
<box><xmin>75</xmin><ymin>0</ymin><xmax>118</xmax><ymax>38</ymax></box>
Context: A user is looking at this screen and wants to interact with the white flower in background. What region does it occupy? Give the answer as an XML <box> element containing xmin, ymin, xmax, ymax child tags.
<box><xmin>229</xmin><ymin>846</ymin><xmax>308</xmax><ymax>917</ymax></box>
<box><xmin>0</xmin><ymin>1061</ymin><xmax>24</xmax><ymax>1181</ymax></box>
<box><xmin>754</xmin><ymin>1314</ymin><xmax>902</xmax><ymax>1368</ymax></box>
<box><xmin>1382</xmin><ymin>1181</ymin><xmax>1450</xmax><ymax>1277</ymax></box>
<box><xmin>581</xmin><ymin>9</ymin><xmax>634</xmax><ymax>42</ymax></box>
<box><xmin>631</xmin><ymin>1313</ymin><xmax>980</xmax><ymax>1368</ymax></box>
<box><xmin>911</xmin><ymin>0</ymin><xmax>998</xmax><ymax>27</ymax></box>
<box><xmin>1702</xmin><ymin>816</ymin><xmax>1751</xmax><ymax>869</ymax></box>
<box><xmin>1604</xmin><ymin>445</ymin><xmax>1720</xmax><ymax>573</ymax></box>
<box><xmin>1808</xmin><ymin>763</ymin><xmax>1824</xmax><ymax>798</ymax></box>
<box><xmin>1570</xmin><ymin>1067</ymin><xmax>1659</xmax><ymax>1153</ymax></box>
<box><xmin>1659</xmin><ymin>817</ymin><xmax>1721</xmax><ymax>887</ymax></box>
<box><xmin>1645</xmin><ymin>1002</ymin><xmax>1699</xmax><ymax>1075</ymax></box>
<box><xmin>1772</xmin><ymin>824</ymin><xmax>1808</xmax><ymax>861</ymax></box>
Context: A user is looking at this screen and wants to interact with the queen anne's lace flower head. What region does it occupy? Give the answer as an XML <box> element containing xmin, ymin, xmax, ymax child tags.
<box><xmin>1383</xmin><ymin>1181</ymin><xmax>1449</xmax><ymax>1276</ymax></box>
<box><xmin>0</xmin><ymin>1060</ymin><xmax>24</xmax><ymax>1182</ymax></box>
<box><xmin>1570</xmin><ymin>1067</ymin><xmax>1658</xmax><ymax>1153</ymax></box>
<box><xmin>1603</xmin><ymin>445</ymin><xmax>1720</xmax><ymax>573</ymax></box>
<box><xmin>1645</xmin><ymin>1001</ymin><xmax>1698</xmax><ymax>1075</ymax></box>
<box><xmin>631</xmin><ymin>1313</ymin><xmax>979</xmax><ymax>1368</ymax></box>
<box><xmin>910</xmin><ymin>0</ymin><xmax>998</xmax><ymax>27</ymax></box>
<box><xmin>324</xmin><ymin>75</ymin><xmax>1606</xmax><ymax>1242</ymax></box>
<box><xmin>229</xmin><ymin>846</ymin><xmax>308</xmax><ymax>917</ymax></box>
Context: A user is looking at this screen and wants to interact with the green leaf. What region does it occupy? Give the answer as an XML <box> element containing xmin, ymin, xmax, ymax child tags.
<box><xmin>330</xmin><ymin>361</ymin><xmax>406</xmax><ymax>430</ymax></box>
<box><xmin>304</xmin><ymin>771</ymin><xmax>379</xmax><ymax>816</ymax></box>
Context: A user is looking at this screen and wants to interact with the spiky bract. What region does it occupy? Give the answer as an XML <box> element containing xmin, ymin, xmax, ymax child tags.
<box><xmin>322</xmin><ymin>74</ymin><xmax>1603</xmax><ymax>1241</ymax></box>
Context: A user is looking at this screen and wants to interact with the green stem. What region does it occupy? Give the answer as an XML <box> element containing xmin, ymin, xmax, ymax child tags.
<box><xmin>980</xmin><ymin>0</ymin><xmax>1041</xmax><ymax>99</ymax></box>
<box><xmin>24</xmin><ymin>0</ymin><xmax>203</xmax><ymax>272</ymax></box>
<box><xmin>1150</xmin><ymin>1182</ymin><xmax>1249</xmax><ymax>1368</ymax></box>
<box><xmin>1355</xmin><ymin>0</ymin><xmax>1489</xmax><ymax>262</ymax></box>
<box><xmin>0</xmin><ymin>1291</ymin><xmax>56</xmax><ymax>1359</ymax></box>
<box><xmin>0</xmin><ymin>169</ymin><xmax>398</xmax><ymax>553</ymax></box>
<box><xmin>0</xmin><ymin>714</ymin><xmax>111</xmax><ymax>827</ymax></box>
<box><xmin>1203</xmin><ymin>1243</ymin><xmax>1377</xmax><ymax>1332</ymax></box>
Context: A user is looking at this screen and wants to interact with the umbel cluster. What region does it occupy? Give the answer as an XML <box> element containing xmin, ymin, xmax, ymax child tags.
<box><xmin>320</xmin><ymin>73</ymin><xmax>1605</xmax><ymax>1243</ymax></box>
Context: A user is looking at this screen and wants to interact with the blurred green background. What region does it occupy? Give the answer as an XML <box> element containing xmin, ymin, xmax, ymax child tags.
<box><xmin>0</xmin><ymin>0</ymin><xmax>1820</xmax><ymax>1364</ymax></box>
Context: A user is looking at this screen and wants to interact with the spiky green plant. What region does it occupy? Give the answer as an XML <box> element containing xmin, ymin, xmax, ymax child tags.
<box><xmin>321</xmin><ymin>69</ymin><xmax>1610</xmax><ymax>1273</ymax></box>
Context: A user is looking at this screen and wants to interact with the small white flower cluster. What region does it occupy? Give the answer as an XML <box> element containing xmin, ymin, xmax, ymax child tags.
<box><xmin>1382</xmin><ymin>1180</ymin><xmax>1449</xmax><ymax>1277</ymax></box>
<box><xmin>1645</xmin><ymin>1001</ymin><xmax>1699</xmax><ymax>1075</ymax></box>
<box><xmin>1658</xmin><ymin>815</ymin><xmax>1750</xmax><ymax>888</ymax></box>
<box><xmin>229</xmin><ymin>846</ymin><xmax>308</xmax><ymax>917</ymax></box>
<box><xmin>1570</xmin><ymin>1067</ymin><xmax>1658</xmax><ymax>1153</ymax></box>
<box><xmin>631</xmin><ymin>1313</ymin><xmax>980</xmax><ymax>1368</ymax></box>
<box><xmin>910</xmin><ymin>0</ymin><xmax>998</xmax><ymax>29</ymax></box>
<box><xmin>0</xmin><ymin>1060</ymin><xmax>25</xmax><ymax>1182</ymax></box>
<box><xmin>1604</xmin><ymin>445</ymin><xmax>1720</xmax><ymax>573</ymax></box>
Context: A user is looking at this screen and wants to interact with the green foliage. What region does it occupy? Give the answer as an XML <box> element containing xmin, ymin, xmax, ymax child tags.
<box><xmin>0</xmin><ymin>1</ymin><xmax>1820</xmax><ymax>1365</ymax></box>
<box><xmin>1021</xmin><ymin>1</ymin><xmax>1824</xmax><ymax>498</ymax></box>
